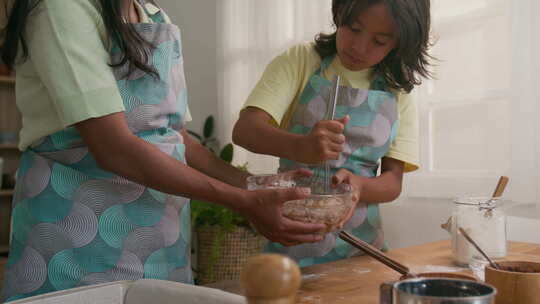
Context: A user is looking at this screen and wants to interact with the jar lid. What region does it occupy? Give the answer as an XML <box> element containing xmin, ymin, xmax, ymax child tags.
<box><xmin>452</xmin><ymin>196</ymin><xmax>503</xmax><ymax>210</ymax></box>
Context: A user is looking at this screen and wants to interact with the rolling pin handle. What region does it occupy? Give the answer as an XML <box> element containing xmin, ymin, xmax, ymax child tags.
<box><xmin>241</xmin><ymin>253</ymin><xmax>301</xmax><ymax>304</ymax></box>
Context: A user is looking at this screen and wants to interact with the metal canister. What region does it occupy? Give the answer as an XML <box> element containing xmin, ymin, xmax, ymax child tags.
<box><xmin>380</xmin><ymin>278</ymin><xmax>496</xmax><ymax>304</ymax></box>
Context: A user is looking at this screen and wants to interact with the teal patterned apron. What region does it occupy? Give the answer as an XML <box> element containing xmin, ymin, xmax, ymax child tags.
<box><xmin>267</xmin><ymin>55</ymin><xmax>399</xmax><ymax>267</ymax></box>
<box><xmin>1</xmin><ymin>1</ymin><xmax>192</xmax><ymax>301</ymax></box>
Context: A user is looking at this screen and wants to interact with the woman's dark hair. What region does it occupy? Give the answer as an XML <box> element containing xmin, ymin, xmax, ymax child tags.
<box><xmin>315</xmin><ymin>0</ymin><xmax>433</xmax><ymax>93</ymax></box>
<box><xmin>1</xmin><ymin>0</ymin><xmax>157</xmax><ymax>76</ymax></box>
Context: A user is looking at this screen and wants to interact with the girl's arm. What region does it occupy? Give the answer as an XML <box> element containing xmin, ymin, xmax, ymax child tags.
<box><xmin>233</xmin><ymin>107</ymin><xmax>349</xmax><ymax>164</ymax></box>
<box><xmin>75</xmin><ymin>112</ymin><xmax>325</xmax><ymax>245</ymax></box>
<box><xmin>333</xmin><ymin>157</ymin><xmax>404</xmax><ymax>204</ymax></box>
<box><xmin>182</xmin><ymin>129</ymin><xmax>249</xmax><ymax>189</ymax></box>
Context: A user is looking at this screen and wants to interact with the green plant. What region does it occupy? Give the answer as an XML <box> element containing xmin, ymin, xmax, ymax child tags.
<box><xmin>188</xmin><ymin>115</ymin><xmax>250</xmax><ymax>231</ymax></box>
<box><xmin>188</xmin><ymin>115</ymin><xmax>256</xmax><ymax>283</ymax></box>
<box><xmin>187</xmin><ymin>115</ymin><xmax>233</xmax><ymax>162</ymax></box>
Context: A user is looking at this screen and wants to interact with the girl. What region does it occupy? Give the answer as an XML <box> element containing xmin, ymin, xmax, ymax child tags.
<box><xmin>233</xmin><ymin>0</ymin><xmax>432</xmax><ymax>267</ymax></box>
<box><xmin>0</xmin><ymin>0</ymin><xmax>326</xmax><ymax>301</ymax></box>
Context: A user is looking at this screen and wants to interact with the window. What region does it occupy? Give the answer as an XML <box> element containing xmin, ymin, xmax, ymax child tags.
<box><xmin>406</xmin><ymin>0</ymin><xmax>540</xmax><ymax>204</ymax></box>
<box><xmin>216</xmin><ymin>0</ymin><xmax>332</xmax><ymax>174</ymax></box>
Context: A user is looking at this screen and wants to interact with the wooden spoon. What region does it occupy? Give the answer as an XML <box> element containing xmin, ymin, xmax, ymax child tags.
<box><xmin>458</xmin><ymin>227</ymin><xmax>501</xmax><ymax>270</ymax></box>
<box><xmin>491</xmin><ymin>176</ymin><xmax>509</xmax><ymax>199</ymax></box>
<box><xmin>483</xmin><ymin>176</ymin><xmax>509</xmax><ymax>217</ymax></box>
<box><xmin>339</xmin><ymin>231</ymin><xmax>417</xmax><ymax>277</ymax></box>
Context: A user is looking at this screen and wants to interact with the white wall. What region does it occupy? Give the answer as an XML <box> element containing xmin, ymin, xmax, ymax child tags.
<box><xmin>159</xmin><ymin>0</ymin><xmax>219</xmax><ymax>138</ymax></box>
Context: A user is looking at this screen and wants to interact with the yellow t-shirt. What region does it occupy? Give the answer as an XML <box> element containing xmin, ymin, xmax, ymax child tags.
<box><xmin>15</xmin><ymin>0</ymin><xmax>190</xmax><ymax>150</ymax></box>
<box><xmin>243</xmin><ymin>43</ymin><xmax>419</xmax><ymax>172</ymax></box>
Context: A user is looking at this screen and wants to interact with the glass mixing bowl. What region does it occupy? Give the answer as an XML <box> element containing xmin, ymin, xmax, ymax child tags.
<box><xmin>247</xmin><ymin>174</ymin><xmax>353</xmax><ymax>233</ymax></box>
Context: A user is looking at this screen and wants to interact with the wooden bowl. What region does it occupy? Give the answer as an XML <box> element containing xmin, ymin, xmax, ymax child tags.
<box><xmin>485</xmin><ymin>261</ymin><xmax>540</xmax><ymax>304</ymax></box>
<box><xmin>400</xmin><ymin>272</ymin><xmax>478</xmax><ymax>281</ymax></box>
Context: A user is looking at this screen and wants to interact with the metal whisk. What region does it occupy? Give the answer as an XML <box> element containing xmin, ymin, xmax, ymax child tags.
<box><xmin>308</xmin><ymin>76</ymin><xmax>341</xmax><ymax>194</ymax></box>
<box><xmin>323</xmin><ymin>75</ymin><xmax>341</xmax><ymax>193</ymax></box>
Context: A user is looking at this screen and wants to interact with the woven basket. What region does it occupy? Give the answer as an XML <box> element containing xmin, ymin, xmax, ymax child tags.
<box><xmin>196</xmin><ymin>226</ymin><xmax>266</xmax><ymax>285</ymax></box>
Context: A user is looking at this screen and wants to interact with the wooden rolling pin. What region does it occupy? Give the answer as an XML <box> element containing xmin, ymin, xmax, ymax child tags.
<box><xmin>240</xmin><ymin>253</ymin><xmax>301</xmax><ymax>304</ymax></box>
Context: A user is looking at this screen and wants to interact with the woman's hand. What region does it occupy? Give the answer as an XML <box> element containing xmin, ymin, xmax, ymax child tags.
<box><xmin>244</xmin><ymin>168</ymin><xmax>322</xmax><ymax>246</ymax></box>
<box><xmin>332</xmin><ymin>168</ymin><xmax>362</xmax><ymax>229</ymax></box>
<box><xmin>296</xmin><ymin>116</ymin><xmax>350</xmax><ymax>164</ymax></box>
<box><xmin>242</xmin><ymin>187</ymin><xmax>325</xmax><ymax>246</ymax></box>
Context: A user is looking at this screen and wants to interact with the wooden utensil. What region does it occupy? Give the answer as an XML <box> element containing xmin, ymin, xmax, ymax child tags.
<box><xmin>241</xmin><ymin>253</ymin><xmax>301</xmax><ymax>304</ymax></box>
<box><xmin>339</xmin><ymin>231</ymin><xmax>413</xmax><ymax>277</ymax></box>
<box><xmin>458</xmin><ymin>227</ymin><xmax>501</xmax><ymax>270</ymax></box>
<box><xmin>483</xmin><ymin>176</ymin><xmax>509</xmax><ymax>216</ymax></box>
<box><xmin>491</xmin><ymin>176</ymin><xmax>509</xmax><ymax>198</ymax></box>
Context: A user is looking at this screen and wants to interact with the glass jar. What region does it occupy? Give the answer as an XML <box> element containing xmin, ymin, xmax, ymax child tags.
<box><xmin>450</xmin><ymin>196</ymin><xmax>507</xmax><ymax>266</ymax></box>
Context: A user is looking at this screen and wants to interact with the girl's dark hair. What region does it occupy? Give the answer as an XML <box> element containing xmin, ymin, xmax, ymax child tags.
<box><xmin>1</xmin><ymin>0</ymin><xmax>157</xmax><ymax>76</ymax></box>
<box><xmin>315</xmin><ymin>0</ymin><xmax>433</xmax><ymax>93</ymax></box>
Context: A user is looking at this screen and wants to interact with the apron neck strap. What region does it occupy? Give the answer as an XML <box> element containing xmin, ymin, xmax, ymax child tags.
<box><xmin>317</xmin><ymin>55</ymin><xmax>335</xmax><ymax>76</ymax></box>
<box><xmin>370</xmin><ymin>73</ymin><xmax>389</xmax><ymax>92</ymax></box>
<box><xmin>319</xmin><ymin>54</ymin><xmax>390</xmax><ymax>92</ymax></box>
<box><xmin>135</xmin><ymin>0</ymin><xmax>166</xmax><ymax>24</ymax></box>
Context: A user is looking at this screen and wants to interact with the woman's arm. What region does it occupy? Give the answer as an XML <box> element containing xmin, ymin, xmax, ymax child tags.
<box><xmin>333</xmin><ymin>157</ymin><xmax>404</xmax><ymax>204</ymax></box>
<box><xmin>182</xmin><ymin>129</ymin><xmax>248</xmax><ymax>189</ymax></box>
<box><xmin>75</xmin><ymin>113</ymin><xmax>325</xmax><ymax>245</ymax></box>
<box><xmin>233</xmin><ymin>107</ymin><xmax>349</xmax><ymax>164</ymax></box>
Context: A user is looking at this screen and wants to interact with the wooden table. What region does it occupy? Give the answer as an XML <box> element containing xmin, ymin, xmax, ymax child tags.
<box><xmin>207</xmin><ymin>240</ymin><xmax>540</xmax><ymax>303</ymax></box>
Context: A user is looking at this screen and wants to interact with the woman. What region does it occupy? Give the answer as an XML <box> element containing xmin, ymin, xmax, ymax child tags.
<box><xmin>0</xmin><ymin>0</ymin><xmax>325</xmax><ymax>301</ymax></box>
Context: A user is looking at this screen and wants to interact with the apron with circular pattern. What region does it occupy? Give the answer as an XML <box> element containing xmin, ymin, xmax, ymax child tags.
<box><xmin>267</xmin><ymin>55</ymin><xmax>399</xmax><ymax>267</ymax></box>
<box><xmin>2</xmin><ymin>1</ymin><xmax>192</xmax><ymax>301</ymax></box>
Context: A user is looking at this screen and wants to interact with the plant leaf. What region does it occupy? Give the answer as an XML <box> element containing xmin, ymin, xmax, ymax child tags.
<box><xmin>190</xmin><ymin>198</ymin><xmax>251</xmax><ymax>229</ymax></box>
<box><xmin>219</xmin><ymin>143</ymin><xmax>234</xmax><ymax>163</ymax></box>
<box><xmin>236</xmin><ymin>162</ymin><xmax>249</xmax><ymax>171</ymax></box>
<box><xmin>203</xmin><ymin>115</ymin><xmax>214</xmax><ymax>139</ymax></box>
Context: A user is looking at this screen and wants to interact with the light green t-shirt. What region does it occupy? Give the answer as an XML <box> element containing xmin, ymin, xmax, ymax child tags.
<box><xmin>243</xmin><ymin>43</ymin><xmax>420</xmax><ymax>172</ymax></box>
<box><xmin>15</xmin><ymin>0</ymin><xmax>190</xmax><ymax>150</ymax></box>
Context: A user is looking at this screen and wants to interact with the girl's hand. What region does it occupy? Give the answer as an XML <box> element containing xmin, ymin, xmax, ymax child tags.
<box><xmin>247</xmin><ymin>169</ymin><xmax>312</xmax><ymax>190</ymax></box>
<box><xmin>243</xmin><ymin>187</ymin><xmax>325</xmax><ymax>246</ymax></box>
<box><xmin>296</xmin><ymin>116</ymin><xmax>350</xmax><ymax>164</ymax></box>
<box><xmin>332</xmin><ymin>168</ymin><xmax>362</xmax><ymax>229</ymax></box>
<box><xmin>276</xmin><ymin>168</ymin><xmax>313</xmax><ymax>181</ymax></box>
